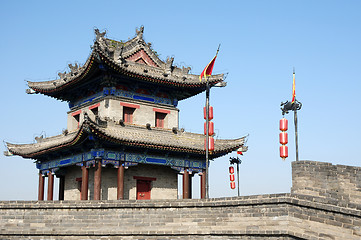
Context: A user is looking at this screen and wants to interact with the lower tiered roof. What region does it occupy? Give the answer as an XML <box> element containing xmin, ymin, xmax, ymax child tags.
<box><xmin>6</xmin><ymin>115</ymin><xmax>247</xmax><ymax>160</ymax></box>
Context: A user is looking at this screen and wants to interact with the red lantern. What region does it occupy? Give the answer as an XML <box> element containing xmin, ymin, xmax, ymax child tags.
<box><xmin>280</xmin><ymin>145</ymin><xmax>288</xmax><ymax>159</ymax></box>
<box><xmin>204</xmin><ymin>121</ymin><xmax>215</xmax><ymax>136</ymax></box>
<box><xmin>230</xmin><ymin>174</ymin><xmax>235</xmax><ymax>182</ymax></box>
<box><xmin>203</xmin><ymin>106</ymin><xmax>214</xmax><ymax>120</ymax></box>
<box><xmin>279</xmin><ymin>132</ymin><xmax>288</xmax><ymax>145</ymax></box>
<box><xmin>280</xmin><ymin>118</ymin><xmax>288</xmax><ymax>131</ymax></box>
<box><xmin>229</xmin><ymin>166</ymin><xmax>234</xmax><ymax>174</ymax></box>
<box><xmin>230</xmin><ymin>181</ymin><xmax>236</xmax><ymax>189</ymax></box>
<box><xmin>204</xmin><ymin>136</ymin><xmax>215</xmax><ymax>151</ymax></box>
<box><xmin>209</xmin><ymin>137</ymin><xmax>214</xmax><ymax>151</ymax></box>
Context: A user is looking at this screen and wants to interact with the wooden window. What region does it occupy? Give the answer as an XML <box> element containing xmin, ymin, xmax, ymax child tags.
<box><xmin>155</xmin><ymin>112</ymin><xmax>167</xmax><ymax>128</ymax></box>
<box><xmin>73</xmin><ymin>114</ymin><xmax>80</xmax><ymax>128</ymax></box>
<box><xmin>71</xmin><ymin>110</ymin><xmax>82</xmax><ymax>129</ymax></box>
<box><xmin>120</xmin><ymin>102</ymin><xmax>140</xmax><ymax>124</ymax></box>
<box><xmin>89</xmin><ymin>103</ymin><xmax>100</xmax><ymax>116</ymax></box>
<box><xmin>123</xmin><ymin>107</ymin><xmax>135</xmax><ymax>123</ymax></box>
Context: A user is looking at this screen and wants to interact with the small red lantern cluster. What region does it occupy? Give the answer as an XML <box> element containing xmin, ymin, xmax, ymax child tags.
<box><xmin>279</xmin><ymin>118</ymin><xmax>288</xmax><ymax>160</ymax></box>
<box><xmin>204</xmin><ymin>106</ymin><xmax>215</xmax><ymax>151</ymax></box>
<box><xmin>229</xmin><ymin>166</ymin><xmax>236</xmax><ymax>189</ymax></box>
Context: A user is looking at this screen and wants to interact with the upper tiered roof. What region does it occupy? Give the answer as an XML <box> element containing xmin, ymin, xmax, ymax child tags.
<box><xmin>27</xmin><ymin>27</ymin><xmax>224</xmax><ymax>102</ymax></box>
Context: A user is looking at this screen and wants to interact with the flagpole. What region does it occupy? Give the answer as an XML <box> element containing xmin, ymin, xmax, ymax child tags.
<box><xmin>205</xmin><ymin>81</ymin><xmax>210</xmax><ymax>199</ymax></box>
<box><xmin>203</xmin><ymin>44</ymin><xmax>221</xmax><ymax>199</ymax></box>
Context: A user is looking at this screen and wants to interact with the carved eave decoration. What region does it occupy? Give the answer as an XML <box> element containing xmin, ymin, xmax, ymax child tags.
<box><xmin>27</xmin><ymin>27</ymin><xmax>224</xmax><ymax>101</ymax></box>
<box><xmin>5</xmin><ymin>117</ymin><xmax>247</xmax><ymax>160</ymax></box>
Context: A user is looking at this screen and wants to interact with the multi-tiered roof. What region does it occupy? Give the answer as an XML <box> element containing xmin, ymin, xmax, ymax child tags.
<box><xmin>6</xmin><ymin>27</ymin><xmax>247</xmax><ymax>168</ymax></box>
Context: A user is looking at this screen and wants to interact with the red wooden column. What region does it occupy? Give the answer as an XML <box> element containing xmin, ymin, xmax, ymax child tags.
<box><xmin>47</xmin><ymin>172</ymin><xmax>54</xmax><ymax>201</ymax></box>
<box><xmin>117</xmin><ymin>163</ymin><xmax>125</xmax><ymax>200</ymax></box>
<box><xmin>93</xmin><ymin>160</ymin><xmax>102</xmax><ymax>200</ymax></box>
<box><xmin>200</xmin><ymin>170</ymin><xmax>206</xmax><ymax>199</ymax></box>
<box><xmin>81</xmin><ymin>165</ymin><xmax>89</xmax><ymax>200</ymax></box>
<box><xmin>183</xmin><ymin>168</ymin><xmax>190</xmax><ymax>199</ymax></box>
<box><xmin>38</xmin><ymin>171</ymin><xmax>45</xmax><ymax>201</ymax></box>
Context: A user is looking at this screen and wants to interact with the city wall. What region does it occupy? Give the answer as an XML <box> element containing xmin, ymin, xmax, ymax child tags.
<box><xmin>0</xmin><ymin>160</ymin><xmax>360</xmax><ymax>240</ymax></box>
<box><xmin>292</xmin><ymin>160</ymin><xmax>361</xmax><ymax>204</ymax></box>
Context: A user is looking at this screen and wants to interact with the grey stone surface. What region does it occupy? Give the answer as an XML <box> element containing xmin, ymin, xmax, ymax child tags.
<box><xmin>291</xmin><ymin>160</ymin><xmax>361</xmax><ymax>205</ymax></box>
<box><xmin>1</xmin><ymin>161</ymin><xmax>360</xmax><ymax>239</ymax></box>
<box><xmin>0</xmin><ymin>193</ymin><xmax>360</xmax><ymax>239</ymax></box>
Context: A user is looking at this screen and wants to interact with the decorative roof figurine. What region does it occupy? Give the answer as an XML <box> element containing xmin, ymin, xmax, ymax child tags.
<box><xmin>5</xmin><ymin>27</ymin><xmax>247</xmax><ymax>201</ymax></box>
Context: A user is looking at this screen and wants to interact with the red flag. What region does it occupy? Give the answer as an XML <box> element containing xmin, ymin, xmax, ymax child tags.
<box><xmin>199</xmin><ymin>55</ymin><xmax>217</xmax><ymax>82</ymax></box>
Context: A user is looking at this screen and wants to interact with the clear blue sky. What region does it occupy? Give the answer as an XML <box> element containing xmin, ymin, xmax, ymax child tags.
<box><xmin>1</xmin><ymin>1</ymin><xmax>360</xmax><ymax>200</ymax></box>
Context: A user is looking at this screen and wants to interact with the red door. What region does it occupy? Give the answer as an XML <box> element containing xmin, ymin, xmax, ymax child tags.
<box><xmin>136</xmin><ymin>180</ymin><xmax>151</xmax><ymax>200</ymax></box>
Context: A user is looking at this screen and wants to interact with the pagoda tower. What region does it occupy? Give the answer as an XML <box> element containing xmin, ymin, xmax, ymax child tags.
<box><xmin>5</xmin><ymin>27</ymin><xmax>247</xmax><ymax>201</ymax></box>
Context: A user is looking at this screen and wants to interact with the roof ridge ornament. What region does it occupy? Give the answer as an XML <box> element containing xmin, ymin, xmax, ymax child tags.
<box><xmin>136</xmin><ymin>26</ymin><xmax>144</xmax><ymax>39</ymax></box>
<box><xmin>118</xmin><ymin>45</ymin><xmax>125</xmax><ymax>64</ymax></box>
<box><xmin>182</xmin><ymin>66</ymin><xmax>191</xmax><ymax>74</ymax></box>
<box><xmin>58</xmin><ymin>71</ymin><xmax>66</xmax><ymax>79</ymax></box>
<box><xmin>164</xmin><ymin>57</ymin><xmax>174</xmax><ymax>75</ymax></box>
<box><xmin>35</xmin><ymin>135</ymin><xmax>44</xmax><ymax>143</ymax></box>
<box><xmin>68</xmin><ymin>63</ymin><xmax>79</xmax><ymax>75</ymax></box>
<box><xmin>94</xmin><ymin>28</ymin><xmax>106</xmax><ymax>42</ymax></box>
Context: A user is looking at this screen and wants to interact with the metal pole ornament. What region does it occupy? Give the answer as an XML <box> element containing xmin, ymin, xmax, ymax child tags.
<box><xmin>280</xmin><ymin>100</ymin><xmax>302</xmax><ymax>116</ymax></box>
<box><xmin>279</xmin><ymin>70</ymin><xmax>302</xmax><ymax>161</ymax></box>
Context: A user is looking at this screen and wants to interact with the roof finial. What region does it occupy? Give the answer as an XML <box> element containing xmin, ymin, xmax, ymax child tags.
<box><xmin>136</xmin><ymin>26</ymin><xmax>144</xmax><ymax>39</ymax></box>
<box><xmin>94</xmin><ymin>28</ymin><xmax>106</xmax><ymax>42</ymax></box>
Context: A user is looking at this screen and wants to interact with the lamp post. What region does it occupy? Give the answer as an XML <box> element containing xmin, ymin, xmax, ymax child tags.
<box><xmin>280</xmin><ymin>99</ymin><xmax>302</xmax><ymax>161</ymax></box>
<box><xmin>205</xmin><ymin>81</ymin><xmax>210</xmax><ymax>199</ymax></box>
<box><xmin>229</xmin><ymin>156</ymin><xmax>242</xmax><ymax>196</ymax></box>
<box><xmin>205</xmin><ymin>81</ymin><xmax>226</xmax><ymax>199</ymax></box>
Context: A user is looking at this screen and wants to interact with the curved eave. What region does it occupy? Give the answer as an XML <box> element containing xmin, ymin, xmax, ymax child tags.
<box><xmin>87</xmin><ymin>122</ymin><xmax>246</xmax><ymax>159</ymax></box>
<box><xmin>5</xmin><ymin>120</ymin><xmax>246</xmax><ymax>160</ymax></box>
<box><xmin>27</xmin><ymin>42</ymin><xmax>224</xmax><ymax>98</ymax></box>
<box><xmin>5</xmin><ymin>127</ymin><xmax>88</xmax><ymax>159</ymax></box>
<box><xmin>27</xmin><ymin>54</ymin><xmax>97</xmax><ymax>94</ymax></box>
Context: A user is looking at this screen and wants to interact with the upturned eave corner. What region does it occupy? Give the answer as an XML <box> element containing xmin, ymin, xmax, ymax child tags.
<box><xmin>3</xmin><ymin>144</ymin><xmax>13</xmax><ymax>157</ymax></box>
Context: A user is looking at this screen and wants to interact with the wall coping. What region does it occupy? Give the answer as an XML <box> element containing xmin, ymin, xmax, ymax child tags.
<box><xmin>292</xmin><ymin>160</ymin><xmax>361</xmax><ymax>171</ymax></box>
<box><xmin>1</xmin><ymin>193</ymin><xmax>360</xmax><ymax>217</ymax></box>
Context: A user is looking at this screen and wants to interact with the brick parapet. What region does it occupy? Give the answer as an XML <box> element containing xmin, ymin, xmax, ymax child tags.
<box><xmin>0</xmin><ymin>194</ymin><xmax>360</xmax><ymax>239</ymax></box>
<box><xmin>291</xmin><ymin>160</ymin><xmax>361</xmax><ymax>205</ymax></box>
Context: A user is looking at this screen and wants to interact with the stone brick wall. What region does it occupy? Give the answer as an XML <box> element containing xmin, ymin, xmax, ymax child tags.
<box><xmin>63</xmin><ymin>166</ymin><xmax>82</xmax><ymax>200</ymax></box>
<box><xmin>291</xmin><ymin>161</ymin><xmax>361</xmax><ymax>204</ymax></box>
<box><xmin>67</xmin><ymin>96</ymin><xmax>179</xmax><ymax>132</ymax></box>
<box><xmin>2</xmin><ymin>160</ymin><xmax>361</xmax><ymax>239</ymax></box>
<box><xmin>63</xmin><ymin>164</ymin><xmax>178</xmax><ymax>200</ymax></box>
<box><xmin>124</xmin><ymin>164</ymin><xmax>178</xmax><ymax>200</ymax></box>
<box><xmin>0</xmin><ymin>194</ymin><xmax>360</xmax><ymax>239</ymax></box>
